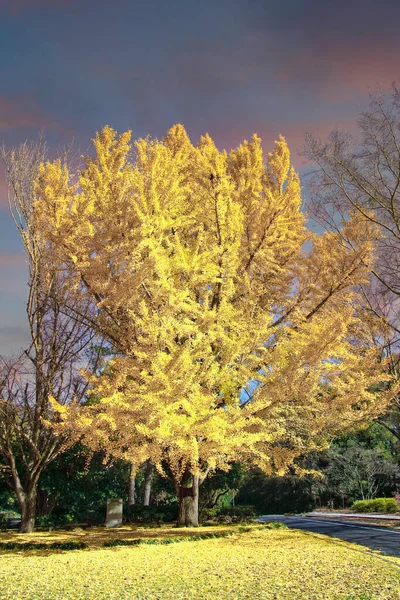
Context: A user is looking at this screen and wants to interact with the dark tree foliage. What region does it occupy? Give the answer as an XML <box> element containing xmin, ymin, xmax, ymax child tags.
<box><xmin>33</xmin><ymin>444</ymin><xmax>130</xmax><ymax>526</ymax></box>
<box><xmin>237</xmin><ymin>424</ymin><xmax>400</xmax><ymax>513</ymax></box>
<box><xmin>236</xmin><ymin>469</ymin><xmax>315</xmax><ymax>514</ymax></box>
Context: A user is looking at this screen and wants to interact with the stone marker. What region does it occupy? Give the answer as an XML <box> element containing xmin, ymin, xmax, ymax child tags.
<box><xmin>106</xmin><ymin>498</ymin><xmax>123</xmax><ymax>527</ymax></box>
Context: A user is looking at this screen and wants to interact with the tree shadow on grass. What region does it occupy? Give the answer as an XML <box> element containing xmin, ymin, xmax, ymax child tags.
<box><xmin>0</xmin><ymin>523</ymin><xmax>250</xmax><ymax>554</ymax></box>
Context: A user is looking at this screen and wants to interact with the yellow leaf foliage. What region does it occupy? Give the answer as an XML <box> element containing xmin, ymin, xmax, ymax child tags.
<box><xmin>34</xmin><ymin>125</ymin><xmax>398</xmax><ymax>482</ymax></box>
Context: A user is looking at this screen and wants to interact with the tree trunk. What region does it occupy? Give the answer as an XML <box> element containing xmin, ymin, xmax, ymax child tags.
<box><xmin>128</xmin><ymin>462</ymin><xmax>136</xmax><ymax>506</ymax></box>
<box><xmin>143</xmin><ymin>460</ymin><xmax>153</xmax><ymax>506</ymax></box>
<box><xmin>20</xmin><ymin>489</ymin><xmax>37</xmax><ymax>533</ymax></box>
<box><xmin>9</xmin><ymin>457</ymin><xmax>38</xmax><ymax>533</ymax></box>
<box><xmin>177</xmin><ymin>475</ymin><xmax>199</xmax><ymax>527</ymax></box>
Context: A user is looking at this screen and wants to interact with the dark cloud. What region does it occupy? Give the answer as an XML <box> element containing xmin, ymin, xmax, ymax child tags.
<box><xmin>239</xmin><ymin>0</ymin><xmax>400</xmax><ymax>98</ymax></box>
<box><xmin>0</xmin><ymin>0</ymin><xmax>399</xmax><ymax>354</ymax></box>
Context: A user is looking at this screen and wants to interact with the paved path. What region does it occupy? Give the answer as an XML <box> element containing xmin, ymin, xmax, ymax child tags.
<box><xmin>257</xmin><ymin>515</ymin><xmax>400</xmax><ymax>559</ymax></box>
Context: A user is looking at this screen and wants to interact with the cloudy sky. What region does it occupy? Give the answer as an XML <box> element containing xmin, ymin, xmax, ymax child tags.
<box><xmin>0</xmin><ymin>0</ymin><xmax>399</xmax><ymax>354</ymax></box>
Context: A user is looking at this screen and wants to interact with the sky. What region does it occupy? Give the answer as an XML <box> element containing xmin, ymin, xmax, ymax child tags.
<box><xmin>0</xmin><ymin>0</ymin><xmax>399</xmax><ymax>355</ymax></box>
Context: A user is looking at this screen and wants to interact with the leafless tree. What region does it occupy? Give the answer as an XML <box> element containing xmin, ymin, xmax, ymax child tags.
<box><xmin>0</xmin><ymin>138</ymin><xmax>103</xmax><ymax>532</ymax></box>
<box><xmin>303</xmin><ymin>83</ymin><xmax>400</xmax><ymax>439</ymax></box>
<box><xmin>322</xmin><ymin>446</ymin><xmax>400</xmax><ymax>502</ymax></box>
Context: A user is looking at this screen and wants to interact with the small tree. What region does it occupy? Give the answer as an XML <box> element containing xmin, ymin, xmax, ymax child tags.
<box><xmin>34</xmin><ymin>125</ymin><xmax>397</xmax><ymax>526</ymax></box>
<box><xmin>0</xmin><ymin>139</ymin><xmax>103</xmax><ymax>532</ymax></box>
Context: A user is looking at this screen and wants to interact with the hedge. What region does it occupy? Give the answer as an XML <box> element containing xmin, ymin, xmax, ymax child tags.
<box><xmin>351</xmin><ymin>497</ymin><xmax>398</xmax><ymax>513</ymax></box>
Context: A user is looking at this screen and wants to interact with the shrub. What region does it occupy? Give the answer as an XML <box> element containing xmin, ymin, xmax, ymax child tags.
<box><xmin>35</xmin><ymin>512</ymin><xmax>86</xmax><ymax>529</ymax></box>
<box><xmin>35</xmin><ymin>514</ymin><xmax>58</xmax><ymax>528</ymax></box>
<box><xmin>124</xmin><ymin>503</ymin><xmax>178</xmax><ymax>524</ymax></box>
<box><xmin>351</xmin><ymin>498</ymin><xmax>398</xmax><ymax>513</ymax></box>
<box><xmin>0</xmin><ymin>513</ymin><xmax>8</xmax><ymax>531</ymax></box>
<box><xmin>216</xmin><ymin>505</ymin><xmax>257</xmax><ymax>522</ymax></box>
<box><xmin>0</xmin><ymin>510</ymin><xmax>20</xmax><ymax>531</ymax></box>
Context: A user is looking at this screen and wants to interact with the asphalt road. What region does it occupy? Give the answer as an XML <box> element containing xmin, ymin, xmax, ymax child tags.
<box><xmin>257</xmin><ymin>515</ymin><xmax>400</xmax><ymax>559</ymax></box>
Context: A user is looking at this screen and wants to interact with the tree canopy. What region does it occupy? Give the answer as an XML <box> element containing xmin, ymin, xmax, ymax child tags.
<box><xmin>33</xmin><ymin>124</ymin><xmax>397</xmax><ymax>525</ymax></box>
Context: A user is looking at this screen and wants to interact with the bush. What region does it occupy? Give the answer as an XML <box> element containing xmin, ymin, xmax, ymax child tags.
<box><xmin>35</xmin><ymin>512</ymin><xmax>84</xmax><ymax>529</ymax></box>
<box><xmin>200</xmin><ymin>504</ymin><xmax>257</xmax><ymax>524</ymax></box>
<box><xmin>35</xmin><ymin>514</ymin><xmax>58</xmax><ymax>528</ymax></box>
<box><xmin>0</xmin><ymin>510</ymin><xmax>20</xmax><ymax>531</ymax></box>
<box><xmin>219</xmin><ymin>505</ymin><xmax>256</xmax><ymax>519</ymax></box>
<box><xmin>351</xmin><ymin>498</ymin><xmax>398</xmax><ymax>513</ymax></box>
<box><xmin>124</xmin><ymin>503</ymin><xmax>178</xmax><ymax>524</ymax></box>
<box><xmin>0</xmin><ymin>513</ymin><xmax>8</xmax><ymax>531</ymax></box>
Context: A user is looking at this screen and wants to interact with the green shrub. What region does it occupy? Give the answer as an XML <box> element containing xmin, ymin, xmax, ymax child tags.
<box><xmin>201</xmin><ymin>504</ymin><xmax>257</xmax><ymax>524</ymax></box>
<box><xmin>0</xmin><ymin>510</ymin><xmax>21</xmax><ymax>531</ymax></box>
<box><xmin>35</xmin><ymin>515</ymin><xmax>57</xmax><ymax>528</ymax></box>
<box><xmin>0</xmin><ymin>513</ymin><xmax>9</xmax><ymax>531</ymax></box>
<box><xmin>124</xmin><ymin>503</ymin><xmax>178</xmax><ymax>524</ymax></box>
<box><xmin>219</xmin><ymin>505</ymin><xmax>256</xmax><ymax>518</ymax></box>
<box><xmin>351</xmin><ymin>497</ymin><xmax>398</xmax><ymax>513</ymax></box>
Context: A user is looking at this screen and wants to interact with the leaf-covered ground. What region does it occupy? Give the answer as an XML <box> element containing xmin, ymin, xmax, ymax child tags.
<box><xmin>0</xmin><ymin>523</ymin><xmax>238</xmax><ymax>548</ymax></box>
<box><xmin>0</xmin><ymin>527</ymin><xmax>399</xmax><ymax>599</ymax></box>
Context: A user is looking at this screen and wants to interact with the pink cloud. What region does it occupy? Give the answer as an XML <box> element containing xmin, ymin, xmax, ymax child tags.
<box><xmin>275</xmin><ymin>41</ymin><xmax>398</xmax><ymax>101</ymax></box>
<box><xmin>0</xmin><ymin>95</ymin><xmax>64</xmax><ymax>132</ymax></box>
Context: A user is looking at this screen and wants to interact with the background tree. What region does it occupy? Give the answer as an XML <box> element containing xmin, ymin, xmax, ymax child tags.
<box><xmin>236</xmin><ymin>468</ymin><xmax>316</xmax><ymax>515</ymax></box>
<box><xmin>322</xmin><ymin>445</ymin><xmax>399</xmax><ymax>502</ymax></box>
<box><xmin>304</xmin><ymin>85</ymin><xmax>400</xmax><ymax>439</ymax></box>
<box><xmin>199</xmin><ymin>463</ymin><xmax>245</xmax><ymax>511</ymax></box>
<box><xmin>0</xmin><ymin>139</ymin><xmax>103</xmax><ymax>532</ymax></box>
<box><xmin>36</xmin><ymin>444</ymin><xmax>130</xmax><ymax>526</ymax></box>
<box><xmin>34</xmin><ymin>124</ymin><xmax>397</xmax><ymax>526</ymax></box>
<box><xmin>238</xmin><ymin>423</ymin><xmax>400</xmax><ymax>512</ymax></box>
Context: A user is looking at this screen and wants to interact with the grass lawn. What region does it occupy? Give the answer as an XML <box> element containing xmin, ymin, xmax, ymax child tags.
<box><xmin>0</xmin><ymin>525</ymin><xmax>399</xmax><ymax>599</ymax></box>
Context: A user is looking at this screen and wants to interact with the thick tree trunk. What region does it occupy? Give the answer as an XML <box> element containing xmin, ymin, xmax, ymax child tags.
<box><xmin>128</xmin><ymin>462</ymin><xmax>136</xmax><ymax>506</ymax></box>
<box><xmin>9</xmin><ymin>457</ymin><xmax>38</xmax><ymax>533</ymax></box>
<box><xmin>143</xmin><ymin>460</ymin><xmax>153</xmax><ymax>506</ymax></box>
<box><xmin>177</xmin><ymin>475</ymin><xmax>199</xmax><ymax>527</ymax></box>
<box><xmin>20</xmin><ymin>490</ymin><xmax>37</xmax><ymax>533</ymax></box>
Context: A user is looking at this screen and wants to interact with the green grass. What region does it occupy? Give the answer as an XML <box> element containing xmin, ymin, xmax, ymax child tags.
<box><xmin>0</xmin><ymin>527</ymin><xmax>399</xmax><ymax>599</ymax></box>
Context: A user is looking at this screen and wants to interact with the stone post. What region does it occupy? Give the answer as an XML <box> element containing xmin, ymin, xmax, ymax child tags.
<box><xmin>105</xmin><ymin>498</ymin><xmax>123</xmax><ymax>528</ymax></box>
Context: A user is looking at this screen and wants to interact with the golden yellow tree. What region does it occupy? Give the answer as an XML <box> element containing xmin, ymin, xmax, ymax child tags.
<box><xmin>34</xmin><ymin>125</ymin><xmax>396</xmax><ymax>526</ymax></box>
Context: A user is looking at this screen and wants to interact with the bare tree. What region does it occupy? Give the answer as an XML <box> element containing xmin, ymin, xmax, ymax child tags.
<box><xmin>322</xmin><ymin>446</ymin><xmax>400</xmax><ymax>502</ymax></box>
<box><xmin>0</xmin><ymin>138</ymin><xmax>103</xmax><ymax>532</ymax></box>
<box><xmin>304</xmin><ymin>83</ymin><xmax>400</xmax><ymax>438</ymax></box>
